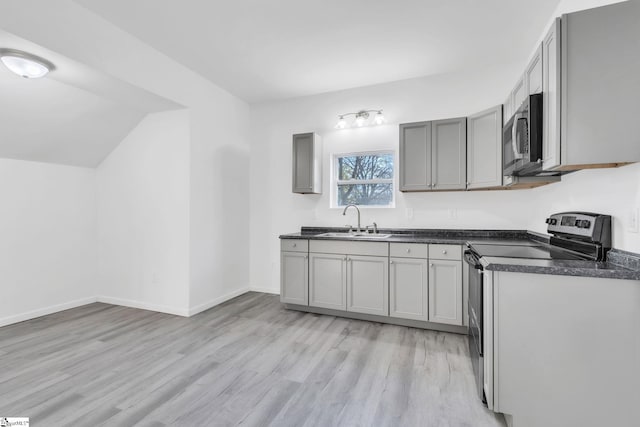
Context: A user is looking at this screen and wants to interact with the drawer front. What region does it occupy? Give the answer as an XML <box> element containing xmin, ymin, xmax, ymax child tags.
<box><xmin>309</xmin><ymin>240</ymin><xmax>388</xmax><ymax>257</ymax></box>
<box><xmin>281</xmin><ymin>239</ymin><xmax>309</xmax><ymax>253</ymax></box>
<box><xmin>390</xmin><ymin>243</ymin><xmax>428</xmax><ymax>259</ymax></box>
<box><xmin>429</xmin><ymin>244</ymin><xmax>462</xmax><ymax>260</ymax></box>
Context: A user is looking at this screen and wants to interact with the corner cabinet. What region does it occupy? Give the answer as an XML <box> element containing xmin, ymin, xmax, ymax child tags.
<box><xmin>467</xmin><ymin>105</ymin><xmax>503</xmax><ymax>190</ymax></box>
<box><xmin>399</xmin><ymin>118</ymin><xmax>466</xmax><ymax>192</ymax></box>
<box><xmin>292</xmin><ymin>133</ymin><xmax>322</xmax><ymax>194</ymax></box>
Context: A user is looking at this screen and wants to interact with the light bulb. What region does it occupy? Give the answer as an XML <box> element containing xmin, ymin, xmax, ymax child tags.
<box><xmin>374</xmin><ymin>111</ymin><xmax>386</xmax><ymax>125</ymax></box>
<box><xmin>1</xmin><ymin>55</ymin><xmax>50</xmax><ymax>79</ymax></box>
<box><xmin>355</xmin><ymin>115</ymin><xmax>366</xmax><ymax>127</ymax></box>
<box><xmin>335</xmin><ymin>116</ymin><xmax>347</xmax><ymax>129</ymax></box>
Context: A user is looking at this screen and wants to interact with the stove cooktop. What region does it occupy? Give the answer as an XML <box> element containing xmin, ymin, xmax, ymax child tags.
<box><xmin>469</xmin><ymin>243</ymin><xmax>587</xmax><ymax>260</ymax></box>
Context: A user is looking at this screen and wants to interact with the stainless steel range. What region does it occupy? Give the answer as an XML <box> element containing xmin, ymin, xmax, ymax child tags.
<box><xmin>465</xmin><ymin>212</ymin><xmax>612</xmax><ymax>403</ymax></box>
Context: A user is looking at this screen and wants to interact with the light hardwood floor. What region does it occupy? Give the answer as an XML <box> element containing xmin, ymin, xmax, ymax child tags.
<box><xmin>0</xmin><ymin>292</ymin><xmax>505</xmax><ymax>426</ymax></box>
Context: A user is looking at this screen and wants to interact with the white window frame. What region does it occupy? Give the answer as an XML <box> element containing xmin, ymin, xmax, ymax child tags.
<box><xmin>331</xmin><ymin>150</ymin><xmax>395</xmax><ymax>209</ymax></box>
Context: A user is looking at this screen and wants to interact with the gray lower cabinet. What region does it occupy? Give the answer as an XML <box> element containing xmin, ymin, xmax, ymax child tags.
<box><xmin>309</xmin><ymin>253</ymin><xmax>346</xmax><ymax>310</ymax></box>
<box><xmin>466</xmin><ymin>105</ymin><xmax>503</xmax><ymax>190</ymax></box>
<box><xmin>347</xmin><ymin>255</ymin><xmax>389</xmax><ymax>316</ymax></box>
<box><xmin>389</xmin><ymin>257</ymin><xmax>429</xmax><ymax>321</ymax></box>
<box><xmin>399</xmin><ymin>118</ymin><xmax>466</xmax><ymax>192</ymax></box>
<box><xmin>280</xmin><ymin>251</ymin><xmax>308</xmax><ymax>305</ymax></box>
<box><xmin>292</xmin><ymin>132</ymin><xmax>322</xmax><ymax>194</ymax></box>
<box><xmin>428</xmin><ymin>259</ymin><xmax>463</xmax><ymax>326</ymax></box>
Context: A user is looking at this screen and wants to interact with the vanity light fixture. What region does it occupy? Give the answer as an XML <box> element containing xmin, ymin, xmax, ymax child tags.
<box><xmin>335</xmin><ymin>109</ymin><xmax>385</xmax><ymax>129</ymax></box>
<box><xmin>0</xmin><ymin>48</ymin><xmax>54</xmax><ymax>79</ymax></box>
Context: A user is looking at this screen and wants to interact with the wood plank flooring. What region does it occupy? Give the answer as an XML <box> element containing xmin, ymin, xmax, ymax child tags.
<box><xmin>0</xmin><ymin>292</ymin><xmax>505</xmax><ymax>426</ymax></box>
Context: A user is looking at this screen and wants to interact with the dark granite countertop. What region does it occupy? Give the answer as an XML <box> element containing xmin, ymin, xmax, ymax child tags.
<box><xmin>279</xmin><ymin>227</ymin><xmax>535</xmax><ymax>245</ymax></box>
<box><xmin>480</xmin><ymin>256</ymin><xmax>640</xmax><ymax>280</ymax></box>
<box><xmin>279</xmin><ymin>227</ymin><xmax>640</xmax><ymax>280</ymax></box>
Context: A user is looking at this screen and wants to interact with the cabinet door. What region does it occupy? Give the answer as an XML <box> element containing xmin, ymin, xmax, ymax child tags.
<box><xmin>292</xmin><ymin>133</ymin><xmax>321</xmax><ymax>194</ymax></box>
<box><xmin>399</xmin><ymin>122</ymin><xmax>431</xmax><ymax>191</ymax></box>
<box><xmin>467</xmin><ymin>105</ymin><xmax>503</xmax><ymax>189</ymax></box>
<box><xmin>309</xmin><ymin>253</ymin><xmax>346</xmax><ymax>310</ymax></box>
<box><xmin>511</xmin><ymin>75</ymin><xmax>527</xmax><ymax>111</ymax></box>
<box><xmin>389</xmin><ymin>257</ymin><xmax>428</xmax><ymax>321</ymax></box>
<box><xmin>428</xmin><ymin>260</ymin><xmax>463</xmax><ymax>326</ymax></box>
<box><xmin>431</xmin><ymin>118</ymin><xmax>467</xmax><ymax>191</ymax></box>
<box><xmin>280</xmin><ymin>251</ymin><xmax>308</xmax><ymax>305</ymax></box>
<box><xmin>542</xmin><ymin>18</ymin><xmax>561</xmax><ymax>171</ymax></box>
<box><xmin>346</xmin><ymin>255</ymin><xmax>389</xmax><ymax>316</ymax></box>
<box><xmin>526</xmin><ymin>44</ymin><xmax>543</xmax><ymax>95</ymax></box>
<box><xmin>503</xmin><ymin>94</ymin><xmax>513</xmax><ymax>125</ymax></box>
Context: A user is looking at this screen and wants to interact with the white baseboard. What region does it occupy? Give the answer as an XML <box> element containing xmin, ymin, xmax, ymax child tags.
<box><xmin>0</xmin><ymin>286</ymin><xmax>270</xmax><ymax>328</ymax></box>
<box><xmin>0</xmin><ymin>296</ymin><xmax>98</xmax><ymax>328</ymax></box>
<box><xmin>188</xmin><ymin>286</ymin><xmax>250</xmax><ymax>316</ymax></box>
<box><xmin>97</xmin><ymin>296</ymin><xmax>190</xmax><ymax>317</ymax></box>
<box><xmin>249</xmin><ymin>286</ymin><xmax>280</xmax><ymax>295</ymax></box>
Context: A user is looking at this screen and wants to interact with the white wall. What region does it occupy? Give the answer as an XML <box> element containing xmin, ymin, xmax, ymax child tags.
<box><xmin>96</xmin><ymin>110</ymin><xmax>191</xmax><ymax>315</ymax></box>
<box><xmin>0</xmin><ymin>1</ymin><xmax>253</xmax><ymax>314</ymax></box>
<box><xmin>249</xmin><ymin>63</ymin><xmax>536</xmax><ymax>293</ymax></box>
<box><xmin>0</xmin><ymin>159</ymin><xmax>96</xmax><ymax>326</ymax></box>
<box><xmin>529</xmin><ymin>163</ymin><xmax>640</xmax><ymax>253</ymax></box>
<box><xmin>188</xmin><ymin>97</ymin><xmax>251</xmax><ymax>313</ymax></box>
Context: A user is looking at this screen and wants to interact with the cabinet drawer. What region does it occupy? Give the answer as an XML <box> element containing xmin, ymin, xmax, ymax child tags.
<box><xmin>281</xmin><ymin>239</ymin><xmax>308</xmax><ymax>253</ymax></box>
<box><xmin>390</xmin><ymin>243</ymin><xmax>428</xmax><ymax>259</ymax></box>
<box><xmin>309</xmin><ymin>240</ymin><xmax>388</xmax><ymax>257</ymax></box>
<box><xmin>429</xmin><ymin>244</ymin><xmax>462</xmax><ymax>260</ymax></box>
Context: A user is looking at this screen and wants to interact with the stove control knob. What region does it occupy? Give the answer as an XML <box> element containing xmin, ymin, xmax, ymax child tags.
<box><xmin>546</xmin><ymin>218</ymin><xmax>557</xmax><ymax>225</ymax></box>
<box><xmin>545</xmin><ymin>218</ymin><xmax>551</xmax><ymax>224</ymax></box>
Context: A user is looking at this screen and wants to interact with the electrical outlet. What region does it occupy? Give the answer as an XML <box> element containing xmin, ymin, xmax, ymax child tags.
<box><xmin>629</xmin><ymin>208</ymin><xmax>639</xmax><ymax>233</ymax></box>
<box><xmin>406</xmin><ymin>208</ymin><xmax>414</xmax><ymax>219</ymax></box>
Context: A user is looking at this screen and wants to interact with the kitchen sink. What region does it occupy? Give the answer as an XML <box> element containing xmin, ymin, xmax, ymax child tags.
<box><xmin>317</xmin><ymin>232</ymin><xmax>392</xmax><ymax>239</ymax></box>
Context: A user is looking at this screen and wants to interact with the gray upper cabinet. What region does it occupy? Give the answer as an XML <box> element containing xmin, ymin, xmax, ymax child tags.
<box><xmin>542</xmin><ymin>18</ymin><xmax>561</xmax><ymax>171</ymax></box>
<box><xmin>526</xmin><ymin>44</ymin><xmax>543</xmax><ymax>95</ymax></box>
<box><xmin>543</xmin><ymin>2</ymin><xmax>640</xmax><ymax>171</ymax></box>
<box><xmin>399</xmin><ymin>118</ymin><xmax>466</xmax><ymax>192</ymax></box>
<box><xmin>511</xmin><ymin>75</ymin><xmax>527</xmax><ymax>112</ymax></box>
<box><xmin>467</xmin><ymin>106</ymin><xmax>503</xmax><ymax>190</ymax></box>
<box><xmin>399</xmin><ymin>122</ymin><xmax>431</xmax><ymax>191</ymax></box>
<box><xmin>292</xmin><ymin>133</ymin><xmax>322</xmax><ymax>194</ymax></box>
<box><xmin>431</xmin><ymin>117</ymin><xmax>467</xmax><ymax>191</ymax></box>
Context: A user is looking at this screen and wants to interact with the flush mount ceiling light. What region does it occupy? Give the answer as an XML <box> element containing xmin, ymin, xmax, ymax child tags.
<box><xmin>335</xmin><ymin>109</ymin><xmax>386</xmax><ymax>129</ymax></box>
<box><xmin>0</xmin><ymin>48</ymin><xmax>54</xmax><ymax>79</ymax></box>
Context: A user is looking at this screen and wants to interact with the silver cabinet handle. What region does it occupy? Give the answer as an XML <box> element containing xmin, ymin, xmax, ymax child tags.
<box><xmin>304</xmin><ymin>255</ymin><xmax>308</xmax><ymax>260</ymax></box>
<box><xmin>406</xmin><ymin>248</ymin><xmax>410</xmax><ymax>253</ymax></box>
<box><xmin>430</xmin><ymin>263</ymin><xmax>434</xmax><ymax>267</ymax></box>
<box><xmin>442</xmin><ymin>250</ymin><xmax>447</xmax><ymax>255</ymax></box>
<box><xmin>293</xmin><ymin>243</ymin><xmax>297</xmax><ymax>248</ymax></box>
<box><xmin>390</xmin><ymin>260</ymin><xmax>394</xmax><ymax>264</ymax></box>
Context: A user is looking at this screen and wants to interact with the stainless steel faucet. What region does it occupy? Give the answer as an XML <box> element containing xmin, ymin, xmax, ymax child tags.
<box><xmin>342</xmin><ymin>204</ymin><xmax>361</xmax><ymax>233</ymax></box>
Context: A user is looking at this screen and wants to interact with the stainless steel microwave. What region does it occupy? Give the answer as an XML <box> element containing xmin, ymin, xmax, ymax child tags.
<box><xmin>503</xmin><ymin>93</ymin><xmax>543</xmax><ymax>176</ymax></box>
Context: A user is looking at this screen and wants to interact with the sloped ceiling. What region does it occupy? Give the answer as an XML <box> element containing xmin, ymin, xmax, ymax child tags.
<box><xmin>0</xmin><ymin>29</ymin><xmax>182</xmax><ymax>167</ymax></box>
<box><xmin>76</xmin><ymin>0</ymin><xmax>561</xmax><ymax>103</ymax></box>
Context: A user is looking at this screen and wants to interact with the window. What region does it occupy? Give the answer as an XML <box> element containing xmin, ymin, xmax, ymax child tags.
<box><xmin>333</xmin><ymin>151</ymin><xmax>394</xmax><ymax>207</ymax></box>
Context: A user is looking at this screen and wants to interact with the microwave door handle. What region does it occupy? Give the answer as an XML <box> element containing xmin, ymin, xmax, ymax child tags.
<box><xmin>512</xmin><ymin>113</ymin><xmax>523</xmax><ymax>160</ymax></box>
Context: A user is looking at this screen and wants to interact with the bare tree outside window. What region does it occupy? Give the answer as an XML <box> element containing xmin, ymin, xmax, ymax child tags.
<box><xmin>335</xmin><ymin>152</ymin><xmax>394</xmax><ymax>206</ymax></box>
